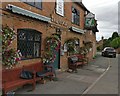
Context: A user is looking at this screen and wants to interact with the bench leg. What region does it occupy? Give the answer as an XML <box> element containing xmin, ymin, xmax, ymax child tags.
<box><xmin>71</xmin><ymin>66</ymin><xmax>77</xmax><ymax>73</ymax></box>
<box><xmin>31</xmin><ymin>81</ymin><xmax>36</xmax><ymax>91</ymax></box>
<box><xmin>2</xmin><ymin>91</ymin><xmax>7</xmax><ymax>96</ymax></box>
<box><xmin>49</xmin><ymin>75</ymin><xmax>54</xmax><ymax>81</ymax></box>
<box><xmin>72</xmin><ymin>69</ymin><xmax>77</xmax><ymax>73</ymax></box>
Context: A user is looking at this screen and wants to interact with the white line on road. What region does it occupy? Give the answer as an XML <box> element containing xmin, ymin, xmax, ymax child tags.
<box><xmin>81</xmin><ymin>58</ymin><xmax>111</xmax><ymax>95</ymax></box>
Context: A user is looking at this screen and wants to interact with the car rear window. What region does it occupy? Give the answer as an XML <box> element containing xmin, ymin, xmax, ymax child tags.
<box><xmin>106</xmin><ymin>48</ymin><xmax>114</xmax><ymax>51</ymax></box>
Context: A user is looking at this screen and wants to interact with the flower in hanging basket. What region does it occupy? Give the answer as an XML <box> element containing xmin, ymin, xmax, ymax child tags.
<box><xmin>43</xmin><ymin>34</ymin><xmax>61</xmax><ymax>64</ymax></box>
<box><xmin>2</xmin><ymin>25</ymin><xmax>22</xmax><ymax>69</ymax></box>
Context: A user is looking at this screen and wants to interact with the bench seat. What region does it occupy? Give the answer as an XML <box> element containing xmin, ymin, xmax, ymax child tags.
<box><xmin>2</xmin><ymin>62</ymin><xmax>54</xmax><ymax>95</ymax></box>
<box><xmin>68</xmin><ymin>54</ymin><xmax>88</xmax><ymax>72</ymax></box>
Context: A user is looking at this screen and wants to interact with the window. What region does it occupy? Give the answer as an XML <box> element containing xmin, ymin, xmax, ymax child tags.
<box><xmin>56</xmin><ymin>0</ymin><xmax>64</xmax><ymax>16</ymax></box>
<box><xmin>35</xmin><ymin>0</ymin><xmax>42</xmax><ymax>9</ymax></box>
<box><xmin>72</xmin><ymin>7</ymin><xmax>80</xmax><ymax>25</ymax></box>
<box><xmin>17</xmin><ymin>29</ymin><xmax>41</xmax><ymax>60</ymax></box>
<box><xmin>21</xmin><ymin>0</ymin><xmax>42</xmax><ymax>9</ymax></box>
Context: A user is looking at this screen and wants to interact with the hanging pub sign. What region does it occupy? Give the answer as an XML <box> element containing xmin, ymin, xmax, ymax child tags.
<box><xmin>85</xmin><ymin>12</ymin><xmax>96</xmax><ymax>28</ymax></box>
<box><xmin>86</xmin><ymin>12</ymin><xmax>95</xmax><ymax>18</ymax></box>
<box><xmin>85</xmin><ymin>18</ymin><xmax>95</xmax><ymax>27</ymax></box>
<box><xmin>56</xmin><ymin>0</ymin><xmax>64</xmax><ymax>16</ymax></box>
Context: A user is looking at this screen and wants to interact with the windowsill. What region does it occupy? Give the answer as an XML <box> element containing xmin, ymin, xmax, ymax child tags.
<box><xmin>56</xmin><ymin>12</ymin><xmax>64</xmax><ymax>17</ymax></box>
<box><xmin>71</xmin><ymin>22</ymin><xmax>80</xmax><ymax>26</ymax></box>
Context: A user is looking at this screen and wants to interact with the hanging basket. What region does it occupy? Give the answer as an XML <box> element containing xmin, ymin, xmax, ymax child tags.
<box><xmin>42</xmin><ymin>34</ymin><xmax>61</xmax><ymax>64</ymax></box>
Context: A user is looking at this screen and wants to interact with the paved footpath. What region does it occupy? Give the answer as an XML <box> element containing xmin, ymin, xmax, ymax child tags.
<box><xmin>15</xmin><ymin>53</ymin><xmax>111</xmax><ymax>95</ymax></box>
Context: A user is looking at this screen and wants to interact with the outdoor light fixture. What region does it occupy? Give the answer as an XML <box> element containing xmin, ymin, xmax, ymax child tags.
<box><xmin>56</xmin><ymin>28</ymin><xmax>62</xmax><ymax>35</ymax></box>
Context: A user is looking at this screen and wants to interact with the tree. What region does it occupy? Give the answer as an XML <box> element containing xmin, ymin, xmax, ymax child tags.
<box><xmin>112</xmin><ymin>32</ymin><xmax>119</xmax><ymax>40</ymax></box>
<box><xmin>103</xmin><ymin>32</ymin><xmax>119</xmax><ymax>49</ymax></box>
<box><xmin>103</xmin><ymin>38</ymin><xmax>111</xmax><ymax>48</ymax></box>
<box><xmin>110</xmin><ymin>37</ymin><xmax>120</xmax><ymax>49</ymax></box>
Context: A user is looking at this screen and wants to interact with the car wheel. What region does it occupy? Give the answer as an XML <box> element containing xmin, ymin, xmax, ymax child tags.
<box><xmin>102</xmin><ymin>53</ymin><xmax>104</xmax><ymax>56</ymax></box>
<box><xmin>114</xmin><ymin>55</ymin><xmax>116</xmax><ymax>58</ymax></box>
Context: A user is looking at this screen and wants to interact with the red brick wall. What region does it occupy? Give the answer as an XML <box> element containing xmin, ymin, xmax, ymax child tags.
<box><xmin>84</xmin><ymin>30</ymin><xmax>97</xmax><ymax>61</ymax></box>
<box><xmin>2</xmin><ymin>2</ymin><xmax>88</xmax><ymax>70</ymax></box>
<box><xmin>116</xmin><ymin>48</ymin><xmax>120</xmax><ymax>54</ymax></box>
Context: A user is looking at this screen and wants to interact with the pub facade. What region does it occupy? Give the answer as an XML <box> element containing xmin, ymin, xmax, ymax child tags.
<box><xmin>1</xmin><ymin>0</ymin><xmax>98</xmax><ymax>70</ymax></box>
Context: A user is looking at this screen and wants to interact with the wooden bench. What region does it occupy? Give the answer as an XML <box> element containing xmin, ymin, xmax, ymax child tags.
<box><xmin>2</xmin><ymin>62</ymin><xmax>54</xmax><ymax>95</ymax></box>
<box><xmin>68</xmin><ymin>54</ymin><xmax>88</xmax><ymax>72</ymax></box>
<box><xmin>2</xmin><ymin>66</ymin><xmax>35</xmax><ymax>95</ymax></box>
<box><xmin>27</xmin><ymin>62</ymin><xmax>54</xmax><ymax>82</ymax></box>
<box><xmin>75</xmin><ymin>54</ymin><xmax>88</xmax><ymax>65</ymax></box>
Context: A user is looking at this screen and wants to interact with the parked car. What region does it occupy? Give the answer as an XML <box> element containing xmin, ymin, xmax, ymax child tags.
<box><xmin>102</xmin><ymin>47</ymin><xmax>116</xmax><ymax>58</ymax></box>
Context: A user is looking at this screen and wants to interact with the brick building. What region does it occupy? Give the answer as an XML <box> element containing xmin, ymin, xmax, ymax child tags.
<box><xmin>1</xmin><ymin>0</ymin><xmax>98</xmax><ymax>70</ymax></box>
<box><xmin>97</xmin><ymin>36</ymin><xmax>104</xmax><ymax>51</ymax></box>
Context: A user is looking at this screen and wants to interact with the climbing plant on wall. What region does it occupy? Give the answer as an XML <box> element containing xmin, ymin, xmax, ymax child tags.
<box><xmin>42</xmin><ymin>34</ymin><xmax>61</xmax><ymax>64</ymax></box>
<box><xmin>2</xmin><ymin>25</ymin><xmax>22</xmax><ymax>69</ymax></box>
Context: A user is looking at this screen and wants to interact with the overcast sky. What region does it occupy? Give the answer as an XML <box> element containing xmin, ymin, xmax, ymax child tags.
<box><xmin>82</xmin><ymin>0</ymin><xmax>119</xmax><ymax>41</ymax></box>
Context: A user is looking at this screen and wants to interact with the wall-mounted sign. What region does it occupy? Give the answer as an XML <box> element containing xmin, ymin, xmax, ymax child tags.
<box><xmin>85</xmin><ymin>18</ymin><xmax>95</xmax><ymax>27</ymax></box>
<box><xmin>56</xmin><ymin>0</ymin><xmax>64</xmax><ymax>16</ymax></box>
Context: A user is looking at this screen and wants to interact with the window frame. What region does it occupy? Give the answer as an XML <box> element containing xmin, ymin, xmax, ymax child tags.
<box><xmin>21</xmin><ymin>0</ymin><xmax>42</xmax><ymax>10</ymax></box>
<box><xmin>17</xmin><ymin>29</ymin><xmax>42</xmax><ymax>60</ymax></box>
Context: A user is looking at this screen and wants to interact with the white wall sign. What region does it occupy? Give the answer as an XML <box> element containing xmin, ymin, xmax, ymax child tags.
<box><xmin>56</xmin><ymin>0</ymin><xmax>64</xmax><ymax>16</ymax></box>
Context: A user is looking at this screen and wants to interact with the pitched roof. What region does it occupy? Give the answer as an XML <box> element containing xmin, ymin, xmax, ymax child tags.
<box><xmin>76</xmin><ymin>2</ymin><xmax>90</xmax><ymax>12</ymax></box>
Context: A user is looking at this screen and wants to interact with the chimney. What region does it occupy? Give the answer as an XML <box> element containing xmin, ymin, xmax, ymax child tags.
<box><xmin>101</xmin><ymin>36</ymin><xmax>104</xmax><ymax>40</ymax></box>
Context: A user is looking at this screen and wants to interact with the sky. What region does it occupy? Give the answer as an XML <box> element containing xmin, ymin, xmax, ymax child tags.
<box><xmin>82</xmin><ymin>0</ymin><xmax>119</xmax><ymax>41</ymax></box>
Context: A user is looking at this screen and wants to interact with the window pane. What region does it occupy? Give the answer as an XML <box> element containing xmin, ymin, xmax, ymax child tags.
<box><xmin>26</xmin><ymin>42</ymin><xmax>34</xmax><ymax>58</ymax></box>
<box><xmin>34</xmin><ymin>42</ymin><xmax>40</xmax><ymax>57</ymax></box>
<box><xmin>35</xmin><ymin>34</ymin><xmax>41</xmax><ymax>41</ymax></box>
<box><xmin>20</xmin><ymin>0</ymin><xmax>27</xmax><ymax>2</ymax></box>
<box><xmin>72</xmin><ymin>7</ymin><xmax>80</xmax><ymax>25</ymax></box>
<box><xmin>72</xmin><ymin>7</ymin><xmax>75</xmax><ymax>13</ymax></box>
<box><xmin>72</xmin><ymin>13</ymin><xmax>74</xmax><ymax>23</ymax></box>
<box><xmin>35</xmin><ymin>0</ymin><xmax>42</xmax><ymax>9</ymax></box>
<box><xmin>27</xmin><ymin>32</ymin><xmax>34</xmax><ymax>41</ymax></box>
<box><xmin>26</xmin><ymin>0</ymin><xmax>35</xmax><ymax>6</ymax></box>
<box><xmin>18</xmin><ymin>41</ymin><xmax>26</xmax><ymax>59</ymax></box>
<box><xmin>18</xmin><ymin>30</ymin><xmax>26</xmax><ymax>40</ymax></box>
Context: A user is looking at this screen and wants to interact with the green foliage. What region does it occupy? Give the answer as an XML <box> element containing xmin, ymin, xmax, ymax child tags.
<box><xmin>103</xmin><ymin>32</ymin><xmax>120</xmax><ymax>49</ymax></box>
<box><xmin>103</xmin><ymin>38</ymin><xmax>111</xmax><ymax>48</ymax></box>
<box><xmin>42</xmin><ymin>34</ymin><xmax>61</xmax><ymax>64</ymax></box>
<box><xmin>97</xmin><ymin>46</ymin><xmax>101</xmax><ymax>51</ymax></box>
<box><xmin>110</xmin><ymin>37</ymin><xmax>120</xmax><ymax>49</ymax></box>
<box><xmin>112</xmin><ymin>32</ymin><xmax>119</xmax><ymax>40</ymax></box>
<box><xmin>65</xmin><ymin>38</ymin><xmax>77</xmax><ymax>54</ymax></box>
<box><xmin>2</xmin><ymin>25</ymin><xmax>21</xmax><ymax>69</ymax></box>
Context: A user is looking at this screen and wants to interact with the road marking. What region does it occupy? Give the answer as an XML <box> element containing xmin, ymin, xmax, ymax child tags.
<box><xmin>81</xmin><ymin>58</ymin><xmax>111</xmax><ymax>95</ymax></box>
